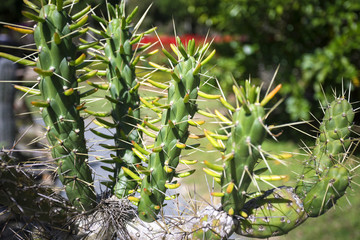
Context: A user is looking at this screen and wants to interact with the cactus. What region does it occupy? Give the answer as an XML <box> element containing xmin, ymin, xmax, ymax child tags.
<box><xmin>1</xmin><ymin>0</ymin><xmax>96</xmax><ymax>211</ymax></box>
<box><xmin>136</xmin><ymin>39</ymin><xmax>215</xmax><ymax>222</ymax></box>
<box><xmin>294</xmin><ymin>96</ymin><xmax>355</xmax><ymax>218</ymax></box>
<box><xmin>104</xmin><ymin>3</ymin><xmax>143</xmax><ymax>199</ymax></box>
<box><xmin>201</xmin><ymin>81</ymin><xmax>281</xmax><ymax>216</ymax></box>
<box><xmin>220</xmin><ymin>90</ymin><xmax>266</xmax><ymax>215</ymax></box>
<box><xmin>0</xmin><ymin>1</ymin><xmax>359</xmax><ymax>239</ymax></box>
<box><xmin>33</xmin><ymin>1</ymin><xmax>96</xmax><ymax>212</ymax></box>
<box><xmin>296</xmin><ymin>96</ymin><xmax>354</xmax><ymax>198</ymax></box>
<box><xmin>200</xmin><ymin>79</ymin><xmax>357</xmax><ymax>238</ymax></box>
<box><xmin>86</xmin><ymin>2</ymin><xmax>145</xmax><ymax>199</ymax></box>
<box><xmin>236</xmin><ymin>95</ymin><xmax>355</xmax><ymax>238</ymax></box>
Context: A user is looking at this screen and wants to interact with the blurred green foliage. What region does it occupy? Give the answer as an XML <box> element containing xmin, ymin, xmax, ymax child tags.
<box><xmin>179</xmin><ymin>0</ymin><xmax>360</xmax><ymax>120</ymax></box>
<box><xmin>126</xmin><ymin>0</ymin><xmax>195</xmax><ymax>34</ymax></box>
<box><xmin>2</xmin><ymin>0</ymin><xmax>358</xmax><ymax>121</ymax></box>
<box><xmin>2</xmin><ymin>0</ymin><xmax>359</xmax><ymax>121</ymax></box>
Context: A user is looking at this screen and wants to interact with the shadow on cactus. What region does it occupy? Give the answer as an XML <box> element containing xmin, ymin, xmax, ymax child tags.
<box><xmin>0</xmin><ymin>0</ymin><xmax>359</xmax><ymax>239</ymax></box>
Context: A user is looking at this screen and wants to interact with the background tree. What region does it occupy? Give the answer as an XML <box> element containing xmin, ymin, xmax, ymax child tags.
<box><xmin>174</xmin><ymin>0</ymin><xmax>360</xmax><ymax>121</ymax></box>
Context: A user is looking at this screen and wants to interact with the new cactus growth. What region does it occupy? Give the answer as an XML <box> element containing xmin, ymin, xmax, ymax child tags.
<box><xmin>136</xmin><ymin>39</ymin><xmax>215</xmax><ymax>222</ymax></box>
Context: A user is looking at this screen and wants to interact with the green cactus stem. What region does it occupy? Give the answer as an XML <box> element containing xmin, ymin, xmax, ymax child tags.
<box><xmin>202</xmin><ymin>82</ymin><xmax>282</xmax><ymax>216</ymax></box>
<box><xmin>296</xmin><ymin>96</ymin><xmax>354</xmax><ymax>198</ymax></box>
<box><xmin>220</xmin><ymin>99</ymin><xmax>266</xmax><ymax>216</ymax></box>
<box><xmin>31</xmin><ymin>1</ymin><xmax>95</xmax><ymax>211</ymax></box>
<box><xmin>103</xmin><ymin>3</ymin><xmax>142</xmax><ymax>198</ymax></box>
<box><xmin>88</xmin><ymin>2</ymin><xmax>156</xmax><ymax>198</ymax></box>
<box><xmin>137</xmin><ymin>39</ymin><xmax>214</xmax><ymax>222</ymax></box>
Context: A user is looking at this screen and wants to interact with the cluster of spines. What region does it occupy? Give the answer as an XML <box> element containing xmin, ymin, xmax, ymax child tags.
<box><xmin>123</xmin><ymin>38</ymin><xmax>216</xmax><ymax>222</ymax></box>
<box><xmin>2</xmin><ymin>0</ymin><xmax>97</xmax><ymax>211</ymax></box>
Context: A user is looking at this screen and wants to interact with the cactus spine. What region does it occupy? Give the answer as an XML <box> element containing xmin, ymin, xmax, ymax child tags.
<box><xmin>30</xmin><ymin>1</ymin><xmax>95</xmax><ymax>211</ymax></box>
